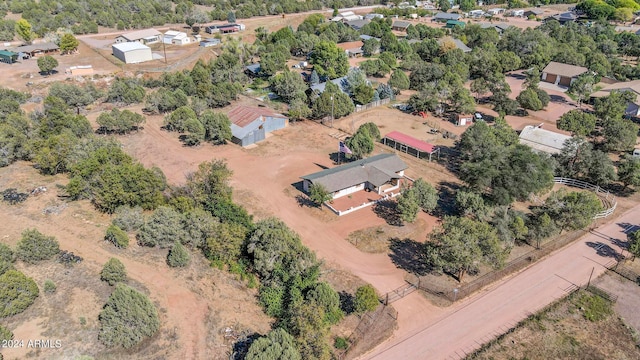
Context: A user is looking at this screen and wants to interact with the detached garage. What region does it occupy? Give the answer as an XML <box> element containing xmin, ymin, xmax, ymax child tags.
<box><xmin>541</xmin><ymin>62</ymin><xmax>588</xmax><ymax>87</ymax></box>
<box><xmin>112</xmin><ymin>42</ymin><xmax>153</xmax><ymax>64</ymax></box>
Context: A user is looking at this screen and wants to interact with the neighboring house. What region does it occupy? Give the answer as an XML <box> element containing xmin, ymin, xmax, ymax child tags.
<box><xmin>163</xmin><ymin>30</ymin><xmax>191</xmax><ymax>45</ymax></box>
<box><xmin>541</xmin><ymin>61</ymin><xmax>588</xmax><ymax>87</ymax></box>
<box><xmin>228</xmin><ymin>105</ymin><xmax>288</xmax><ymax>147</ymax></box>
<box><xmin>445</xmin><ymin>20</ymin><xmax>466</xmax><ymax>29</ymax></box>
<box><xmin>65</xmin><ymin>65</ymin><xmax>93</xmax><ymax>76</ymax></box>
<box><xmin>244</xmin><ymin>63</ymin><xmax>261</xmax><ymax>77</ymax></box>
<box><xmin>635</xmin><ymin>29</ymin><xmax>640</xmax><ymax>35</ymax></box>
<box><xmin>115</xmin><ymin>29</ymin><xmax>162</xmax><ymax>44</ymax></box>
<box><xmin>480</xmin><ymin>23</ymin><xmax>512</xmax><ymax>34</ymax></box>
<box><xmin>365</xmin><ymin>13</ymin><xmax>384</xmax><ymax>20</ymax></box>
<box><xmin>346</xmin><ymin>19</ymin><xmax>370</xmax><ymax>30</ymax></box>
<box><xmin>511</xmin><ymin>9</ymin><xmax>525</xmax><ymax>17</ymax></box>
<box><xmin>433</xmin><ymin>12</ymin><xmax>462</xmax><ymax>22</ymax></box>
<box><xmin>468</xmin><ymin>10</ymin><xmax>485</xmax><ymax>18</ymax></box>
<box><xmin>11</xmin><ymin>42</ymin><xmax>59</xmax><ymax>58</ymax></box>
<box><xmin>487</xmin><ymin>8</ymin><xmax>505</xmax><ymax>15</ymax></box>
<box><xmin>200</xmin><ymin>38</ymin><xmax>221</xmax><ymax>47</ymax></box>
<box><xmin>518</xmin><ymin>125</ymin><xmax>571</xmax><ymax>155</ymax></box>
<box><xmin>337</xmin><ymin>41</ymin><xmax>364</xmax><ymax>57</ymax></box>
<box><xmin>523</xmin><ymin>9</ymin><xmax>544</xmax><ymax>18</ymax></box>
<box><xmin>111</xmin><ymin>42</ymin><xmax>153</xmax><ymax>64</ymax></box>
<box><xmin>438</xmin><ymin>37</ymin><xmax>471</xmax><ymax>52</ymax></box>
<box><xmin>310</xmin><ymin>76</ymin><xmax>347</xmax><ymax>94</ymax></box>
<box><xmin>359</xmin><ymin>34</ymin><xmax>380</xmax><ymax>41</ymax></box>
<box><xmin>331</xmin><ymin>11</ymin><xmax>363</xmax><ymax>22</ymax></box>
<box><xmin>545</xmin><ymin>12</ymin><xmax>577</xmax><ymax>24</ymax></box>
<box><xmin>300</xmin><ymin>153</ymin><xmax>408</xmax><ymax>200</ymax></box>
<box><xmin>0</xmin><ymin>50</ymin><xmax>17</xmax><ymax>64</ymax></box>
<box><xmin>392</xmin><ymin>20</ymin><xmax>412</xmax><ymax>32</ymax></box>
<box><xmin>205</xmin><ymin>23</ymin><xmax>244</xmax><ymax>34</ymax></box>
<box><xmin>591</xmin><ymin>80</ymin><xmax>640</xmax><ymax>117</ymax></box>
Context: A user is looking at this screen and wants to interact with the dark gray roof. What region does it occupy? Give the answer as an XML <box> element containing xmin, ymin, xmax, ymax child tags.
<box><xmin>11</xmin><ymin>42</ymin><xmax>59</xmax><ymax>53</ymax></box>
<box><xmin>301</xmin><ymin>153</ymin><xmax>407</xmax><ymax>193</ymax></box>
<box><xmin>310</xmin><ymin>76</ymin><xmax>347</xmax><ymax>93</ymax></box>
<box><xmin>359</xmin><ymin>34</ymin><xmax>379</xmax><ymax>41</ymax></box>
<box><xmin>245</xmin><ymin>63</ymin><xmax>261</xmax><ymax>74</ymax></box>
<box><xmin>392</xmin><ymin>20</ymin><xmax>412</xmax><ymax>29</ymax></box>
<box><xmin>434</xmin><ymin>13</ymin><xmax>461</xmax><ymax>20</ymax></box>
<box><xmin>346</xmin><ymin>19</ymin><xmax>370</xmax><ymax>30</ymax></box>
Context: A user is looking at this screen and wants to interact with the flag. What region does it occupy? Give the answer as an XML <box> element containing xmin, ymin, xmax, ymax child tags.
<box><xmin>339</xmin><ymin>141</ymin><xmax>352</xmax><ymax>154</ymax></box>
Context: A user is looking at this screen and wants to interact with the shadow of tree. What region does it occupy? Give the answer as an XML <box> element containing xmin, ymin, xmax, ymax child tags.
<box><xmin>388</xmin><ymin>238</ymin><xmax>430</xmax><ymax>276</ymax></box>
<box><xmin>585</xmin><ymin>241</ymin><xmax>624</xmax><ymax>261</ymax></box>
<box><xmin>436</xmin><ymin>181</ymin><xmax>461</xmax><ymax>217</ymax></box>
<box><xmin>373</xmin><ymin>199</ymin><xmax>401</xmax><ymax>226</ymax></box>
<box><xmin>295</xmin><ymin>194</ymin><xmax>317</xmax><ymax>208</ymax></box>
<box><xmin>339</xmin><ymin>291</ymin><xmax>355</xmax><ymax>315</ymax></box>
<box><xmin>231</xmin><ymin>332</ymin><xmax>261</xmax><ymax>360</ymax></box>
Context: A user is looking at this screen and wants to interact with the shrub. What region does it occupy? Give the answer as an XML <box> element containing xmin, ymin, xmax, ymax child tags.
<box><xmin>0</xmin><ymin>323</ymin><xmax>13</xmax><ymax>341</ymax></box>
<box><xmin>44</xmin><ymin>279</ymin><xmax>56</xmax><ymax>293</ymax></box>
<box><xmin>98</xmin><ymin>284</ymin><xmax>160</xmax><ymax>348</ymax></box>
<box><xmin>0</xmin><ymin>243</ymin><xmax>15</xmax><ymax>264</ymax></box>
<box><xmin>100</xmin><ymin>258</ymin><xmax>127</xmax><ymax>286</ymax></box>
<box><xmin>15</xmin><ymin>229</ymin><xmax>59</xmax><ymax>264</ymax></box>
<box><xmin>167</xmin><ymin>242</ymin><xmax>190</xmax><ymax>267</ymax></box>
<box><xmin>137</xmin><ymin>206</ymin><xmax>187</xmax><ymax>248</ymax></box>
<box><xmin>0</xmin><ymin>270</ymin><xmax>39</xmax><ymax>317</ymax></box>
<box><xmin>576</xmin><ymin>292</ymin><xmax>612</xmax><ymax>322</ymax></box>
<box><xmin>104</xmin><ymin>225</ymin><xmax>129</xmax><ymax>249</ymax></box>
<box><xmin>334</xmin><ymin>336</ymin><xmax>348</xmax><ymax>350</ymax></box>
<box><xmin>354</xmin><ymin>284</ymin><xmax>379</xmax><ymax>314</ymax></box>
<box><xmin>112</xmin><ymin>206</ymin><xmax>145</xmax><ymax>231</ymax></box>
<box><xmin>0</xmin><ymin>261</ymin><xmax>13</xmax><ymax>276</ymax></box>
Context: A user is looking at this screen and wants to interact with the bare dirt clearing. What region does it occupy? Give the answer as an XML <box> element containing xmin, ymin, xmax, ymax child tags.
<box><xmin>0</xmin><ymin>162</ymin><xmax>271</xmax><ymax>360</ymax></box>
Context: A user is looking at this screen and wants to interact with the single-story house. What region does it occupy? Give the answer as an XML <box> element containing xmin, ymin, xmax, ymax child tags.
<box><xmin>468</xmin><ymin>10</ymin><xmax>485</xmax><ymax>18</ymax></box>
<box><xmin>519</xmin><ymin>125</ymin><xmax>571</xmax><ymax>155</ymax></box>
<box><xmin>163</xmin><ymin>30</ymin><xmax>191</xmax><ymax>45</ymax></box>
<box><xmin>111</xmin><ymin>42</ymin><xmax>153</xmax><ymax>64</ymax></box>
<box><xmin>541</xmin><ymin>61</ymin><xmax>588</xmax><ymax>87</ymax></box>
<box><xmin>200</xmin><ymin>38</ymin><xmax>221</xmax><ymax>47</ymax></box>
<box><xmin>511</xmin><ymin>9</ymin><xmax>525</xmax><ymax>17</ymax></box>
<box><xmin>523</xmin><ymin>9</ymin><xmax>544</xmax><ymax>18</ymax></box>
<box><xmin>438</xmin><ymin>37</ymin><xmax>471</xmax><ymax>52</ymax></box>
<box><xmin>0</xmin><ymin>50</ymin><xmax>18</xmax><ymax>64</ymax></box>
<box><xmin>310</xmin><ymin>76</ymin><xmax>347</xmax><ymax>94</ymax></box>
<box><xmin>359</xmin><ymin>34</ymin><xmax>380</xmax><ymax>42</ymax></box>
<box><xmin>337</xmin><ymin>41</ymin><xmax>364</xmax><ymax>57</ymax></box>
<box><xmin>244</xmin><ymin>63</ymin><xmax>261</xmax><ymax>77</ymax></box>
<box><xmin>433</xmin><ymin>12</ymin><xmax>461</xmax><ymax>22</ymax></box>
<box><xmin>331</xmin><ymin>11</ymin><xmax>363</xmax><ymax>22</ymax></box>
<box><xmin>445</xmin><ymin>20</ymin><xmax>466</xmax><ymax>29</ymax></box>
<box><xmin>205</xmin><ymin>23</ymin><xmax>244</xmax><ymax>34</ymax></box>
<box><xmin>301</xmin><ymin>153</ymin><xmax>408</xmax><ymax>200</ymax></box>
<box><xmin>480</xmin><ymin>23</ymin><xmax>512</xmax><ymax>34</ymax></box>
<box><xmin>545</xmin><ymin>12</ymin><xmax>577</xmax><ymax>24</ymax></box>
<box><xmin>65</xmin><ymin>65</ymin><xmax>93</xmax><ymax>76</ymax></box>
<box><xmin>228</xmin><ymin>105</ymin><xmax>288</xmax><ymax>147</ymax></box>
<box><xmin>487</xmin><ymin>8</ymin><xmax>505</xmax><ymax>15</ymax></box>
<box><xmin>115</xmin><ymin>29</ymin><xmax>162</xmax><ymax>44</ymax></box>
<box><xmin>455</xmin><ymin>114</ymin><xmax>474</xmax><ymax>126</ymax></box>
<box><xmin>11</xmin><ymin>42</ymin><xmax>59</xmax><ymax>58</ymax></box>
<box><xmin>365</xmin><ymin>13</ymin><xmax>384</xmax><ymax>20</ymax></box>
<box><xmin>346</xmin><ymin>19</ymin><xmax>371</xmax><ymax>30</ymax></box>
<box><xmin>591</xmin><ymin>80</ymin><xmax>640</xmax><ymax>117</ymax></box>
<box><xmin>392</xmin><ymin>20</ymin><xmax>412</xmax><ymax>32</ymax></box>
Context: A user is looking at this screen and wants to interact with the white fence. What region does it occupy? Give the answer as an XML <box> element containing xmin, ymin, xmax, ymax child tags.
<box><xmin>553</xmin><ymin>177</ymin><xmax>617</xmax><ymax>219</ymax></box>
<box><xmin>324</xmin><ymin>191</ymin><xmax>401</xmax><ymax>216</ymax></box>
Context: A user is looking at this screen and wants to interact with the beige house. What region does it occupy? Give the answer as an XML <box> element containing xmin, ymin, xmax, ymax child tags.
<box><xmin>541</xmin><ymin>61</ymin><xmax>588</xmax><ymax>87</ymax></box>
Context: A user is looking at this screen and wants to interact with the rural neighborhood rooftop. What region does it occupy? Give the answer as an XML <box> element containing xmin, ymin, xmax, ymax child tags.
<box><xmin>518</xmin><ymin>125</ymin><xmax>572</xmax><ymax>154</ymax></box>
<box><xmin>542</xmin><ymin>61</ymin><xmax>589</xmax><ymax>78</ymax></box>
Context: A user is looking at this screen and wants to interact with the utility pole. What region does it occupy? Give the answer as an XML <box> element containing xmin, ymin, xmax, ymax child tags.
<box><xmin>331</xmin><ymin>95</ymin><xmax>334</xmax><ymax>128</ymax></box>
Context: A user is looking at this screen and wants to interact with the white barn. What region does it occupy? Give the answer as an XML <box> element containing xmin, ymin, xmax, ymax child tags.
<box><xmin>112</xmin><ymin>42</ymin><xmax>153</xmax><ymax>64</ymax></box>
<box><xmin>519</xmin><ymin>125</ymin><xmax>571</xmax><ymax>155</ymax></box>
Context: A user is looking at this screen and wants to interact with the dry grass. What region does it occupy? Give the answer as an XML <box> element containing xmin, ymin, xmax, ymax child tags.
<box><xmin>346</xmin><ymin>218</ymin><xmax>428</xmax><ymax>254</ymax></box>
<box><xmin>466</xmin><ymin>290</ymin><xmax>640</xmax><ymax>360</ymax></box>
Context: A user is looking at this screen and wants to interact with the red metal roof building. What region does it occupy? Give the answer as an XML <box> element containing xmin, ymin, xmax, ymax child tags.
<box><xmin>382</xmin><ymin>131</ymin><xmax>440</xmax><ymax>161</ymax></box>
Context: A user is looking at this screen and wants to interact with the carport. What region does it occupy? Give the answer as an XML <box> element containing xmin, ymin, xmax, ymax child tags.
<box><xmin>382</xmin><ymin>131</ymin><xmax>440</xmax><ymax>161</ymax></box>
